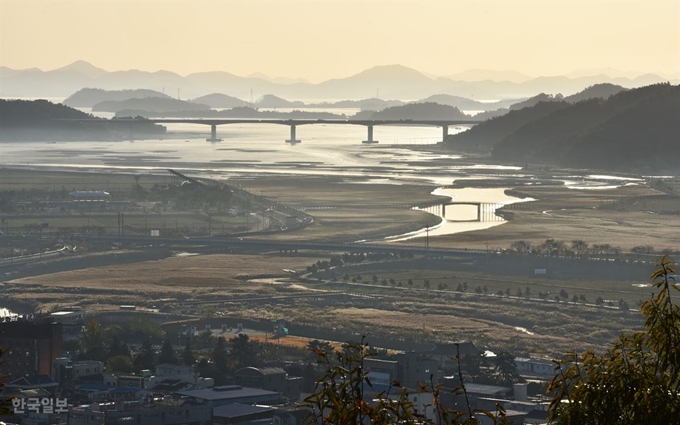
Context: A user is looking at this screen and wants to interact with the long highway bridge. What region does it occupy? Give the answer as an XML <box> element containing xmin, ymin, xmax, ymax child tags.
<box><xmin>74</xmin><ymin>118</ymin><xmax>481</xmax><ymax>143</ymax></box>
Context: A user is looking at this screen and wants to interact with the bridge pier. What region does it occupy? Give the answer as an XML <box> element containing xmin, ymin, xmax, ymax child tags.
<box><xmin>477</xmin><ymin>204</ymin><xmax>482</xmax><ymax>221</ymax></box>
<box><xmin>441</xmin><ymin>125</ymin><xmax>448</xmax><ymax>143</ymax></box>
<box><xmin>206</xmin><ymin>124</ymin><xmax>223</xmax><ymax>142</ymax></box>
<box><xmin>285</xmin><ymin>125</ymin><xmax>301</xmax><ymax>144</ymax></box>
<box><xmin>362</xmin><ymin>125</ymin><xmax>379</xmax><ymax>144</ymax></box>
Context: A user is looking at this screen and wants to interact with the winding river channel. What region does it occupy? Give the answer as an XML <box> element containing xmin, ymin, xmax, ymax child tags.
<box><xmin>1</xmin><ymin>117</ymin><xmax>645</xmax><ymax>241</ymax></box>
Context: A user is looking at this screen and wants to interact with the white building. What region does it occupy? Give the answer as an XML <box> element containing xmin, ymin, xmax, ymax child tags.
<box><xmin>515</xmin><ymin>357</ymin><xmax>555</xmax><ymax>378</ymax></box>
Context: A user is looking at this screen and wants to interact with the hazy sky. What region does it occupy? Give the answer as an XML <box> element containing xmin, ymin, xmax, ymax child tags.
<box><xmin>1</xmin><ymin>0</ymin><xmax>678</xmax><ymax>81</ymax></box>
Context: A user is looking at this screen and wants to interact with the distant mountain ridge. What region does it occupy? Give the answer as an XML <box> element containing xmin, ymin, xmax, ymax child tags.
<box><xmin>67</xmin><ymin>88</ymin><xmax>520</xmax><ymax>114</ymax></box>
<box><xmin>418</xmin><ymin>94</ymin><xmax>522</xmax><ymax>111</ymax></box>
<box><xmin>89</xmin><ymin>82</ymin><xmax>626</xmax><ymax>119</ymax></box>
<box><xmin>255</xmin><ymin>94</ymin><xmax>305</xmax><ymax>108</ymax></box>
<box><xmin>53</xmin><ymin>60</ymin><xmax>108</xmax><ymax>79</ymax></box>
<box><xmin>445</xmin><ymin>69</ymin><xmax>533</xmax><ymax>83</ymax></box>
<box><xmin>363</xmin><ymin>103</ymin><xmax>469</xmax><ymax>120</ymax></box>
<box><xmin>1</xmin><ymin>60</ymin><xmax>676</xmax><ymax>101</ymax></box>
<box><xmin>92</xmin><ymin>97</ymin><xmax>210</xmax><ymax>113</ymax></box>
<box><xmin>115</xmin><ymin>106</ymin><xmax>345</xmax><ymax>120</ymax></box>
<box><xmin>63</xmin><ymin>88</ymin><xmax>171</xmax><ymax>107</ymax></box>
<box><xmin>563</xmin><ymin>83</ymin><xmax>626</xmax><ymax>103</ymax></box>
<box><xmin>447</xmin><ymin>101</ymin><xmax>571</xmax><ymax>151</ymax></box>
<box><xmin>189</xmin><ymin>93</ymin><xmax>247</xmax><ymax>108</ymax></box>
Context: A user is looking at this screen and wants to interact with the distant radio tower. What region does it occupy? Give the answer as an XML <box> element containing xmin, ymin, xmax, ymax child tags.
<box><xmin>250</xmin><ymin>88</ymin><xmax>254</xmax><ymax>108</ymax></box>
<box><xmin>376</xmin><ymin>88</ymin><xmax>380</xmax><ymax>99</ymax></box>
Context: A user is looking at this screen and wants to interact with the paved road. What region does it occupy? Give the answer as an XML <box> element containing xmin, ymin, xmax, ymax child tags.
<box><xmin>82</xmin><ymin>235</ymin><xmax>486</xmax><ymax>258</ymax></box>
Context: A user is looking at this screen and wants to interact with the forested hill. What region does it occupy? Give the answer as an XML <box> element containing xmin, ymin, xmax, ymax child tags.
<box><xmin>0</xmin><ymin>99</ymin><xmax>164</xmax><ymax>140</ymax></box>
<box><xmin>464</xmin><ymin>84</ymin><xmax>628</xmax><ymax>124</ymax></box>
<box><xmin>488</xmin><ymin>84</ymin><xmax>679</xmax><ymax>170</ymax></box>
<box><xmin>445</xmin><ymin>101</ymin><xmax>570</xmax><ymax>151</ymax></box>
<box><xmin>362</xmin><ymin>102</ymin><xmax>469</xmax><ymax>120</ymax></box>
<box><xmin>93</xmin><ymin>97</ymin><xmax>210</xmax><ymax>113</ymax></box>
<box><xmin>445</xmin><ymin>84</ymin><xmax>679</xmax><ymax>170</ymax></box>
<box><xmin>508</xmin><ymin>93</ymin><xmax>559</xmax><ymax>110</ymax></box>
<box><xmin>0</xmin><ymin>99</ymin><xmax>94</xmax><ymax>126</ymax></box>
<box><xmin>63</xmin><ymin>88</ymin><xmax>169</xmax><ymax>108</ymax></box>
<box><xmin>190</xmin><ymin>93</ymin><xmax>247</xmax><ymax>108</ymax></box>
<box><xmin>564</xmin><ymin>83</ymin><xmax>626</xmax><ymax>103</ymax></box>
<box><xmin>558</xmin><ymin>86</ymin><xmax>680</xmax><ymax>169</ymax></box>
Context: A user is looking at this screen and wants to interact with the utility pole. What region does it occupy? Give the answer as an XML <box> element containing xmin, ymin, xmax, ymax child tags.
<box><xmin>425</xmin><ymin>225</ymin><xmax>429</xmax><ymax>253</ymax></box>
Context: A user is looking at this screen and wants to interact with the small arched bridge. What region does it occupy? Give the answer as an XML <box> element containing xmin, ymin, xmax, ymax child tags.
<box><xmin>421</xmin><ymin>202</ymin><xmax>506</xmax><ymax>222</ymax></box>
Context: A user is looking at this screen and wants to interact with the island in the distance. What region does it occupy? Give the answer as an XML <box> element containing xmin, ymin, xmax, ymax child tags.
<box><xmin>0</xmin><ymin>99</ymin><xmax>166</xmax><ymax>141</ymax></box>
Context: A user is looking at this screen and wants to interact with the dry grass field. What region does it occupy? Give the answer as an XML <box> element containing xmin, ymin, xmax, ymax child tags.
<box><xmin>2</xmin><ymin>167</ymin><xmax>678</xmax><ymax>357</ymax></box>
<box><xmin>425</xmin><ymin>184</ymin><xmax>680</xmax><ymax>252</ymax></box>
<box><xmin>233</xmin><ymin>173</ymin><xmax>680</xmax><ymax>253</ymax></box>
<box><xmin>3</xmin><ymin>252</ymin><xmax>325</xmax><ymax>312</ymax></box>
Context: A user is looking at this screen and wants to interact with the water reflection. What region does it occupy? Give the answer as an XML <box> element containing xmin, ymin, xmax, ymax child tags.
<box><xmin>385</xmin><ymin>187</ymin><xmax>534</xmax><ymax>242</ymax></box>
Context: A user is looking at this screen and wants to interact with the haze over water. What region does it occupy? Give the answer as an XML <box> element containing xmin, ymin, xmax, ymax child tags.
<box><xmin>2</xmin><ymin>120</ymin><xmax>644</xmax><ymax>243</ymax></box>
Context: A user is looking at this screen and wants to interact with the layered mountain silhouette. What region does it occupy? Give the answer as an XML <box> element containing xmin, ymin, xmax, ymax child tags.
<box><xmin>1</xmin><ymin>61</ymin><xmax>675</xmax><ymax>100</ymax></box>
<box><xmin>63</xmin><ymin>88</ymin><xmax>171</xmax><ymax>107</ymax></box>
<box><xmin>188</xmin><ymin>93</ymin><xmax>248</xmax><ymax>109</ymax></box>
<box><xmin>92</xmin><ymin>97</ymin><xmax>210</xmax><ymax>113</ymax></box>
<box><xmin>63</xmin><ymin>82</ymin><xmax>624</xmax><ymax>118</ymax></box>
<box><xmin>360</xmin><ymin>103</ymin><xmax>469</xmax><ymax>120</ymax></box>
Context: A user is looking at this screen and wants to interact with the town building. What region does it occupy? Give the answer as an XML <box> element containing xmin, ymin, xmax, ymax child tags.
<box><xmin>4</xmin><ymin>375</ymin><xmax>59</xmax><ymax>394</ymax></box>
<box><xmin>427</xmin><ymin>342</ymin><xmax>479</xmax><ymax>370</ymax></box>
<box><xmin>176</xmin><ymin>385</ymin><xmax>282</xmax><ymax>407</ymax></box>
<box><xmin>53</xmin><ymin>358</ymin><xmax>105</xmax><ymax>388</ymax></box>
<box><xmin>212</xmin><ymin>403</ymin><xmax>276</xmax><ymax>424</ymax></box>
<box><xmin>68</xmin><ymin>398</ymin><xmax>211</xmax><ymax>425</ymax></box>
<box><xmin>272</xmin><ymin>409</ymin><xmax>310</xmax><ymax>425</ymax></box>
<box><xmin>364</xmin><ymin>351</ymin><xmax>439</xmax><ymax>389</ymax></box>
<box><xmin>75</xmin><ymin>383</ymin><xmax>147</xmax><ymax>402</ymax></box>
<box><xmin>49</xmin><ymin>307</ymin><xmax>85</xmax><ymax>324</ymax></box>
<box><xmin>0</xmin><ymin>321</ymin><xmax>63</xmax><ymax>381</ymax></box>
<box><xmin>147</xmin><ymin>363</ymin><xmax>196</xmax><ymax>387</ymax></box>
<box><xmin>233</xmin><ymin>366</ymin><xmax>304</xmax><ymax>398</ymax></box>
<box><xmin>515</xmin><ymin>357</ymin><xmax>555</xmax><ymax>378</ymax></box>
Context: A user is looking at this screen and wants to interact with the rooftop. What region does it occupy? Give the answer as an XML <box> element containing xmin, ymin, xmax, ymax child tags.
<box><xmin>428</xmin><ymin>342</ymin><xmax>479</xmax><ymax>356</ymax></box>
<box><xmin>7</xmin><ymin>375</ymin><xmax>58</xmax><ymax>388</ymax></box>
<box><xmin>213</xmin><ymin>403</ymin><xmax>275</xmax><ymax>419</ymax></box>
<box><xmin>235</xmin><ymin>366</ymin><xmax>287</xmax><ymax>376</ymax></box>
<box><xmin>176</xmin><ymin>385</ymin><xmax>279</xmax><ymax>401</ymax></box>
<box><xmin>457</xmin><ymin>383</ymin><xmax>511</xmax><ymax>396</ymax></box>
<box><xmin>515</xmin><ymin>357</ymin><xmax>555</xmax><ymax>366</ymax></box>
<box><xmin>0</xmin><ymin>388</ymin><xmax>52</xmax><ymax>399</ymax></box>
<box><xmin>77</xmin><ymin>384</ymin><xmax>139</xmax><ymax>395</ymax></box>
<box><xmin>157</xmin><ymin>363</ymin><xmax>193</xmax><ymax>370</ymax></box>
<box><xmin>50</xmin><ymin>310</ymin><xmax>84</xmax><ymax>316</ymax></box>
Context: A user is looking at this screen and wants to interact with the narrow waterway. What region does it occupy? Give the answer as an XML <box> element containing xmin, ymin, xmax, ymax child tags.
<box><xmin>385</xmin><ymin>187</ymin><xmax>535</xmax><ymax>242</ymax></box>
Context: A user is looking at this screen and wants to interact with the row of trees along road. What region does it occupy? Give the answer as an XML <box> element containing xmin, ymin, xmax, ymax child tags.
<box><xmin>0</xmin><ymin>257</ymin><xmax>678</xmax><ymax>423</ymax></box>
<box><xmin>303</xmin><ymin>256</ymin><xmax>679</xmax><ymax>424</ymax></box>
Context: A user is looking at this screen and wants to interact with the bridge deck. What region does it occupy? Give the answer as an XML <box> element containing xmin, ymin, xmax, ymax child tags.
<box><xmin>59</xmin><ymin>118</ymin><xmax>480</xmax><ymax>127</ymax></box>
